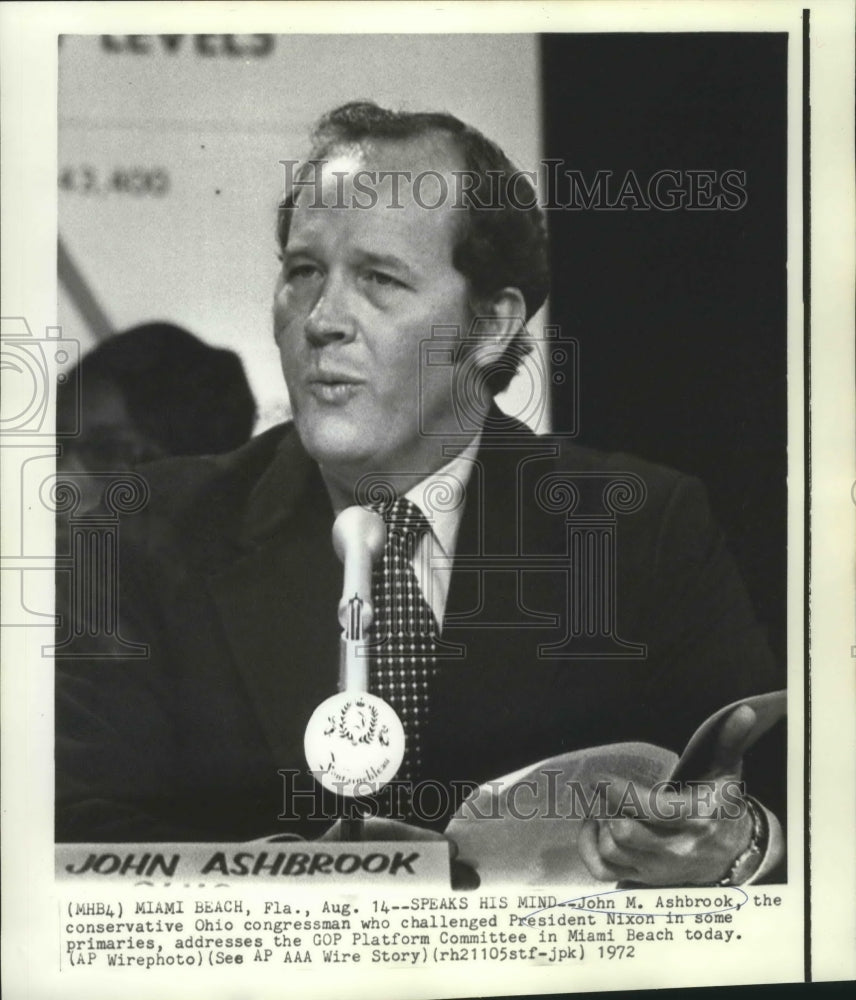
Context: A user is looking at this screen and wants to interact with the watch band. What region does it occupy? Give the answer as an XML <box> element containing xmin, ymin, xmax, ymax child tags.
<box><xmin>717</xmin><ymin>795</ymin><xmax>768</xmax><ymax>886</ymax></box>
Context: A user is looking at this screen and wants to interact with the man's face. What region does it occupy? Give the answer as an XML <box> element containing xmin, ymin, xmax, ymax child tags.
<box><xmin>273</xmin><ymin>139</ymin><xmax>473</xmax><ymax>491</ymax></box>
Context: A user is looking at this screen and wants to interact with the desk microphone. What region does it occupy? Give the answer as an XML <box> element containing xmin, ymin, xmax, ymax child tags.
<box><xmin>304</xmin><ymin>505</ymin><xmax>404</xmax><ymax>818</ymax></box>
<box><xmin>332</xmin><ymin>505</ymin><xmax>386</xmax><ymax>646</ymax></box>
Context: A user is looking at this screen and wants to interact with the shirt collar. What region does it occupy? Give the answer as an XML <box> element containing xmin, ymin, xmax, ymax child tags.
<box><xmin>322</xmin><ymin>434</ymin><xmax>481</xmax><ymax>555</ymax></box>
<box><xmin>404</xmin><ymin>433</ymin><xmax>481</xmax><ymax>558</ymax></box>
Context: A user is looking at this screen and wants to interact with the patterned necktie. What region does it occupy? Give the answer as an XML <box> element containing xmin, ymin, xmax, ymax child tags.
<box><xmin>369</xmin><ymin>497</ymin><xmax>438</xmax><ymax>786</ymax></box>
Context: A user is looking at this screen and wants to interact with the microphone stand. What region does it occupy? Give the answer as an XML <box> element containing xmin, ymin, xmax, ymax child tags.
<box><xmin>338</xmin><ymin>594</ymin><xmax>368</xmax><ymax>842</ymax></box>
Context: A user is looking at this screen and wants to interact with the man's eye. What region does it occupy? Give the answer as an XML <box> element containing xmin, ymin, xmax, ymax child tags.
<box><xmin>286</xmin><ymin>263</ymin><xmax>321</xmax><ymax>281</ymax></box>
<box><xmin>365</xmin><ymin>270</ymin><xmax>405</xmax><ymax>289</ymax></box>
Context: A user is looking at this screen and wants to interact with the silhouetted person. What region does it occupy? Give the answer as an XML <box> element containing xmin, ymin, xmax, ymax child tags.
<box><xmin>57</xmin><ymin>322</ymin><xmax>256</xmax><ymax>506</ymax></box>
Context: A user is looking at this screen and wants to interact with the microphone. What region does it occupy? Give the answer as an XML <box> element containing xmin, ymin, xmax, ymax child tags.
<box><xmin>332</xmin><ymin>506</ymin><xmax>386</xmax><ymax>690</ymax></box>
<box><xmin>303</xmin><ymin>504</ymin><xmax>404</xmax><ymax>824</ymax></box>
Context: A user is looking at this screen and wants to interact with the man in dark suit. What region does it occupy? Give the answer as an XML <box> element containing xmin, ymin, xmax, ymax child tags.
<box><xmin>56</xmin><ymin>102</ymin><xmax>784</xmax><ymax>885</ymax></box>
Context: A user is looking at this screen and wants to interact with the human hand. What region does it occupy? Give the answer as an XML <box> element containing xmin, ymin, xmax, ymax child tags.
<box><xmin>577</xmin><ymin>705</ymin><xmax>762</xmax><ymax>885</ymax></box>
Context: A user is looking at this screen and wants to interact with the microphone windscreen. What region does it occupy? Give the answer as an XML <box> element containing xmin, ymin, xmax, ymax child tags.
<box><xmin>332</xmin><ymin>506</ymin><xmax>386</xmax><ymax>565</ymax></box>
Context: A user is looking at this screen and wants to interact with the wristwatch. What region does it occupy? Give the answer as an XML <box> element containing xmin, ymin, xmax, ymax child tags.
<box><xmin>717</xmin><ymin>795</ymin><xmax>768</xmax><ymax>886</ymax></box>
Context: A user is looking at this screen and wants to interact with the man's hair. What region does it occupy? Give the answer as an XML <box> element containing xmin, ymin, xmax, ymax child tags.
<box><xmin>58</xmin><ymin>322</ymin><xmax>257</xmax><ymax>463</ymax></box>
<box><xmin>277</xmin><ymin>101</ymin><xmax>550</xmax><ymax>395</ymax></box>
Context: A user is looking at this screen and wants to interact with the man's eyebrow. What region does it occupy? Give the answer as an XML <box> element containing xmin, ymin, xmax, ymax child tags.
<box><xmin>281</xmin><ymin>244</ymin><xmax>418</xmax><ymax>281</ymax></box>
<box><xmin>358</xmin><ymin>251</ymin><xmax>417</xmax><ymax>280</ymax></box>
<box><xmin>280</xmin><ymin>243</ymin><xmax>313</xmax><ymax>260</ymax></box>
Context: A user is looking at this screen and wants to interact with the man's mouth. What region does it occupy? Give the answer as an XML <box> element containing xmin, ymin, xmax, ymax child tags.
<box><xmin>306</xmin><ymin>373</ymin><xmax>364</xmax><ymax>404</ymax></box>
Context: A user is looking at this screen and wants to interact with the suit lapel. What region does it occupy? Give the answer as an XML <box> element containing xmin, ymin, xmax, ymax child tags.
<box><xmin>429</xmin><ymin>420</ymin><xmax>569</xmax><ymax>779</ymax></box>
<box><xmin>205</xmin><ymin>432</ymin><xmax>341</xmax><ymax>768</ymax></box>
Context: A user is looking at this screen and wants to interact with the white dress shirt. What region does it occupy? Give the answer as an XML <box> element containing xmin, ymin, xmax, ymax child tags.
<box><xmin>403</xmin><ymin>434</ymin><xmax>481</xmax><ymax>631</ymax></box>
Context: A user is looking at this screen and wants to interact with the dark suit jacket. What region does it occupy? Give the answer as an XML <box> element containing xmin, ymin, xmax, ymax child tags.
<box><xmin>55</xmin><ymin>415</ymin><xmax>782</xmax><ymax>843</ymax></box>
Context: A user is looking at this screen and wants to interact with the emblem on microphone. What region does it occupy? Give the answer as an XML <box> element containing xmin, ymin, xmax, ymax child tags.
<box><xmin>304</xmin><ymin>691</ymin><xmax>405</xmax><ymax>796</ymax></box>
<box><xmin>336</xmin><ymin>697</ymin><xmax>379</xmax><ymax>744</ymax></box>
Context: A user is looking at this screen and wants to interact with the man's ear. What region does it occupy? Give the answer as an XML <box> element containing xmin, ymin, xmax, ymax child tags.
<box><xmin>468</xmin><ymin>286</ymin><xmax>527</xmax><ymax>373</ymax></box>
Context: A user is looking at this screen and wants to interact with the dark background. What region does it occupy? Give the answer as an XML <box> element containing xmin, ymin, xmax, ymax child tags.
<box><xmin>543</xmin><ymin>33</ymin><xmax>789</xmax><ymax>672</ymax></box>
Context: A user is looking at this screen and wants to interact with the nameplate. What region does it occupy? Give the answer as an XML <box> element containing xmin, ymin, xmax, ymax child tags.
<box><xmin>56</xmin><ymin>841</ymin><xmax>452</xmax><ymax>884</ymax></box>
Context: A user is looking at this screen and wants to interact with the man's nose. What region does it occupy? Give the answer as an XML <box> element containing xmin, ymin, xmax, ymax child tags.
<box><xmin>304</xmin><ymin>276</ymin><xmax>356</xmax><ymax>346</ymax></box>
